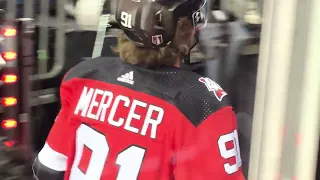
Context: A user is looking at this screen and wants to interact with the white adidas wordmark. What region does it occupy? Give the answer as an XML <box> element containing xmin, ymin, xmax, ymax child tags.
<box><xmin>117</xmin><ymin>71</ymin><xmax>134</xmax><ymax>85</ymax></box>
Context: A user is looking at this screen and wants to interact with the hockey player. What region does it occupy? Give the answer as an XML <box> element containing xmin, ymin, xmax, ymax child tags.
<box><xmin>33</xmin><ymin>0</ymin><xmax>245</xmax><ymax>179</ymax></box>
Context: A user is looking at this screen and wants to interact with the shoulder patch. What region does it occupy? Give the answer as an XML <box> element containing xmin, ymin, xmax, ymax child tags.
<box><xmin>199</xmin><ymin>77</ymin><xmax>227</xmax><ymax>101</ymax></box>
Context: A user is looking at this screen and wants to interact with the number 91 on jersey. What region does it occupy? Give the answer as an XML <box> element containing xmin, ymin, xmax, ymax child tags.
<box><xmin>70</xmin><ymin>124</ymin><xmax>146</xmax><ymax>180</ymax></box>
<box><xmin>70</xmin><ymin>125</ymin><xmax>242</xmax><ymax>179</ymax></box>
<box><xmin>218</xmin><ymin>129</ymin><xmax>242</xmax><ymax>175</ymax></box>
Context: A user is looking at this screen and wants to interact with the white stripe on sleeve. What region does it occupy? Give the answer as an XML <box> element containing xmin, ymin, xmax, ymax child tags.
<box><xmin>38</xmin><ymin>143</ymin><xmax>68</xmax><ymax>171</ymax></box>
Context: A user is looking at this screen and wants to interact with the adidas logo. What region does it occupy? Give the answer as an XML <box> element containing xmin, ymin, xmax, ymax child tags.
<box><xmin>117</xmin><ymin>71</ymin><xmax>134</xmax><ymax>85</ymax></box>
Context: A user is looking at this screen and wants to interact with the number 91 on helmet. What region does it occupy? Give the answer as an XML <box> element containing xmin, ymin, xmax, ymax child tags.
<box><xmin>110</xmin><ymin>0</ymin><xmax>209</xmax><ymax>49</ymax></box>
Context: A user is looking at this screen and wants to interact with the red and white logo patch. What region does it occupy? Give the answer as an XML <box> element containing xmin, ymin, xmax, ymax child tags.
<box><xmin>152</xmin><ymin>34</ymin><xmax>163</xmax><ymax>46</ymax></box>
<box><xmin>199</xmin><ymin>77</ymin><xmax>227</xmax><ymax>101</ymax></box>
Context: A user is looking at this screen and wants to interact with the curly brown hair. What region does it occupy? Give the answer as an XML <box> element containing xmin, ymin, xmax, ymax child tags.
<box><xmin>114</xmin><ymin>17</ymin><xmax>195</xmax><ymax>67</ymax></box>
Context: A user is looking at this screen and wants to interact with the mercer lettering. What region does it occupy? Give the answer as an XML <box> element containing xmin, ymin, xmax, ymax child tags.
<box><xmin>74</xmin><ymin>86</ymin><xmax>164</xmax><ymax>139</ymax></box>
<box><xmin>74</xmin><ymin>86</ymin><xmax>94</xmax><ymax>116</ymax></box>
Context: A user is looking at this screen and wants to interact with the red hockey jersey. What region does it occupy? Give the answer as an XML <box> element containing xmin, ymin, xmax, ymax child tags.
<box><xmin>37</xmin><ymin>57</ymin><xmax>245</xmax><ymax>180</ymax></box>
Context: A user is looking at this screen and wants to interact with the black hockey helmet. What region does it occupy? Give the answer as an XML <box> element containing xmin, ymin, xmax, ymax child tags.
<box><xmin>111</xmin><ymin>0</ymin><xmax>209</xmax><ymax>49</ymax></box>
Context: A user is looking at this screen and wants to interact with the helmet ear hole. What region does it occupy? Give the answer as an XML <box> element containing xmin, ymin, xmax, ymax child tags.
<box><xmin>172</xmin><ymin>17</ymin><xmax>195</xmax><ymax>54</ymax></box>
